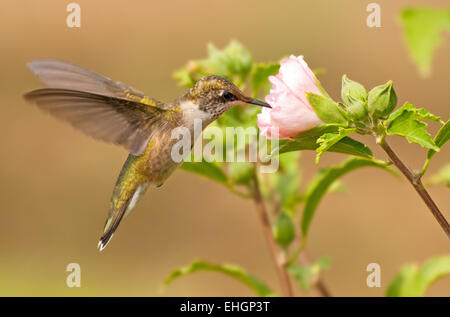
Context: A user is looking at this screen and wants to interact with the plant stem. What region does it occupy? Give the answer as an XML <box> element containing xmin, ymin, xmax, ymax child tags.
<box><xmin>252</xmin><ymin>173</ymin><xmax>294</xmax><ymax>297</ymax></box>
<box><xmin>299</xmin><ymin>250</ymin><xmax>332</xmax><ymax>297</ymax></box>
<box><xmin>377</xmin><ymin>137</ymin><xmax>450</xmax><ymax>238</ymax></box>
<box><xmin>316</xmin><ymin>279</ymin><xmax>332</xmax><ymax>297</ymax></box>
<box><xmin>286</xmin><ymin>239</ymin><xmax>306</xmax><ymax>266</ymax></box>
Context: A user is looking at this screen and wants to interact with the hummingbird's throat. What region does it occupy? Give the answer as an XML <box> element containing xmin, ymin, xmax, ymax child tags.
<box><xmin>180</xmin><ymin>100</ymin><xmax>227</xmax><ymax>128</ymax></box>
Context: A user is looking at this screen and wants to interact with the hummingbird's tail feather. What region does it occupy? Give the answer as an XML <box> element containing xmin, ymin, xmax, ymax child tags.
<box><xmin>98</xmin><ymin>154</ymin><xmax>150</xmax><ymax>251</ymax></box>
<box><xmin>98</xmin><ymin>200</ymin><xmax>130</xmax><ymax>251</ymax></box>
<box><xmin>98</xmin><ymin>182</ymin><xmax>149</xmax><ymax>251</ymax></box>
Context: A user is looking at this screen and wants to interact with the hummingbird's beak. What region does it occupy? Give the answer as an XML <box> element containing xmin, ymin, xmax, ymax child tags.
<box><xmin>246</xmin><ymin>98</ymin><xmax>271</xmax><ymax>108</ymax></box>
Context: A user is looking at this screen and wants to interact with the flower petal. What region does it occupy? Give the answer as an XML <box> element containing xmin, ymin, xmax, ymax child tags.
<box><xmin>257</xmin><ymin>55</ymin><xmax>323</xmax><ymax>139</ymax></box>
<box><xmin>278</xmin><ymin>55</ymin><xmax>320</xmax><ymax>103</ymax></box>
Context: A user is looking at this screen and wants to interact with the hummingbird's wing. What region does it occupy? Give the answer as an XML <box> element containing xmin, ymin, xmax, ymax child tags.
<box><xmin>27</xmin><ymin>59</ymin><xmax>155</xmax><ymax>103</ymax></box>
<box><xmin>25</xmin><ymin>59</ymin><xmax>173</xmax><ymax>156</ymax></box>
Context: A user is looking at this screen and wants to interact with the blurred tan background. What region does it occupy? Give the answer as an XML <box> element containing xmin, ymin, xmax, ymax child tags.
<box><xmin>0</xmin><ymin>0</ymin><xmax>449</xmax><ymax>296</ymax></box>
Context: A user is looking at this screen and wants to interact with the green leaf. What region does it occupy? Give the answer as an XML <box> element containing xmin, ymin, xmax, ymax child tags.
<box><xmin>306</xmin><ymin>93</ymin><xmax>348</xmax><ymax>124</ymax></box>
<box><xmin>385</xmin><ymin>102</ymin><xmax>441</xmax><ymax>125</ymax></box>
<box><xmin>228</xmin><ymin>162</ymin><xmax>255</xmax><ymax>185</ymax></box>
<box><xmin>387</xmin><ymin>108</ymin><xmax>439</xmax><ymax>151</ymax></box>
<box><xmin>278</xmin><ymin>125</ymin><xmax>373</xmax><ymax>159</ymax></box>
<box><xmin>173</xmin><ymin>40</ymin><xmax>253</xmax><ymax>88</ymax></box>
<box><xmin>399</xmin><ymin>8</ymin><xmax>450</xmax><ymax>76</ymax></box>
<box><xmin>273</xmin><ymin>173</ymin><xmax>302</xmax><ymax>213</ymax></box>
<box><xmin>201</xmin><ymin>41</ymin><xmax>253</xmax><ymax>87</ymax></box>
<box><xmin>180</xmin><ymin>159</ymin><xmax>228</xmax><ymax>185</ymax></box>
<box><xmin>415</xmin><ymin>108</ymin><xmax>443</xmax><ymax>123</ymax></box>
<box><xmin>427</xmin><ymin>120</ymin><xmax>450</xmax><ymax>160</ymax></box>
<box><xmin>272</xmin><ymin>212</ymin><xmax>295</xmax><ymax>248</ymax></box>
<box><xmin>218</xmin><ymin>105</ymin><xmax>262</xmax><ymax>130</ymax></box>
<box><xmin>279</xmin><ymin>151</ymin><xmax>301</xmax><ymax>174</ymax></box>
<box><xmin>301</xmin><ymin>158</ymin><xmax>391</xmax><ymax>239</ymax></box>
<box><xmin>316</xmin><ymin>128</ymin><xmax>357</xmax><ymax>163</ymax></box>
<box><xmin>427</xmin><ymin>163</ymin><xmax>450</xmax><ymax>187</ymax></box>
<box><xmin>288</xmin><ymin>256</ymin><xmax>331</xmax><ymax>291</ymax></box>
<box><xmin>271</xmin><ymin>152</ymin><xmax>302</xmax><ymax>213</ymax></box>
<box><xmin>328</xmin><ymin>180</ymin><xmax>347</xmax><ymax>193</ymax></box>
<box><xmin>251</xmin><ymin>62</ymin><xmax>279</xmax><ymax>97</ymax></box>
<box><xmin>386</xmin><ymin>255</ymin><xmax>450</xmax><ymax>297</ymax></box>
<box><xmin>173</xmin><ymin>67</ymin><xmax>196</xmax><ymax>88</ymax></box>
<box><xmin>164</xmin><ymin>260</ymin><xmax>276</xmax><ymax>297</ymax></box>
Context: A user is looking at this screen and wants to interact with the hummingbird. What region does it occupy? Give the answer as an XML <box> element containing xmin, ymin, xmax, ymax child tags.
<box><xmin>24</xmin><ymin>59</ymin><xmax>270</xmax><ymax>250</ymax></box>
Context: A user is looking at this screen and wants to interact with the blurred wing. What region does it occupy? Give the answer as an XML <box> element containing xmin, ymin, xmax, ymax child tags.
<box><xmin>27</xmin><ymin>59</ymin><xmax>159</xmax><ymax>105</ymax></box>
<box><xmin>25</xmin><ymin>59</ymin><xmax>172</xmax><ymax>155</ymax></box>
<box><xmin>24</xmin><ymin>89</ymin><xmax>169</xmax><ymax>155</ymax></box>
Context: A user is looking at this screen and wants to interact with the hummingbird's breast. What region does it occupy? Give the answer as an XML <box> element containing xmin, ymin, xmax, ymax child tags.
<box><xmin>142</xmin><ymin>127</ymin><xmax>183</xmax><ymax>185</ymax></box>
<box><xmin>139</xmin><ymin>101</ymin><xmax>211</xmax><ymax>186</ymax></box>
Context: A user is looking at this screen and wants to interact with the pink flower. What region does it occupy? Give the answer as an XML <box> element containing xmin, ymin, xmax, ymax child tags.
<box><xmin>257</xmin><ymin>55</ymin><xmax>323</xmax><ymax>139</ymax></box>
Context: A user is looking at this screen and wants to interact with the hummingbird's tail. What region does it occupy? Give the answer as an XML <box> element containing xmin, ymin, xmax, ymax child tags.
<box><xmin>98</xmin><ymin>154</ymin><xmax>149</xmax><ymax>251</ymax></box>
<box><xmin>98</xmin><ymin>182</ymin><xmax>149</xmax><ymax>251</ymax></box>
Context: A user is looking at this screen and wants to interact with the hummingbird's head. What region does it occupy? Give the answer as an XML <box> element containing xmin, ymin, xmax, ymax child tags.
<box><xmin>181</xmin><ymin>75</ymin><xmax>270</xmax><ymax>122</ymax></box>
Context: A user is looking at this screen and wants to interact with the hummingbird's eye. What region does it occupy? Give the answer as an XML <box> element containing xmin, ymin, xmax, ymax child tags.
<box><xmin>222</xmin><ymin>91</ymin><xmax>237</xmax><ymax>102</ymax></box>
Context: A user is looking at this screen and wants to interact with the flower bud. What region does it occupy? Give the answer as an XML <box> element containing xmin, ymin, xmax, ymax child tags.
<box><xmin>272</xmin><ymin>212</ymin><xmax>295</xmax><ymax>248</ymax></box>
<box><xmin>367</xmin><ymin>81</ymin><xmax>397</xmax><ymax>119</ymax></box>
<box><xmin>341</xmin><ymin>75</ymin><xmax>368</xmax><ymax>120</ymax></box>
